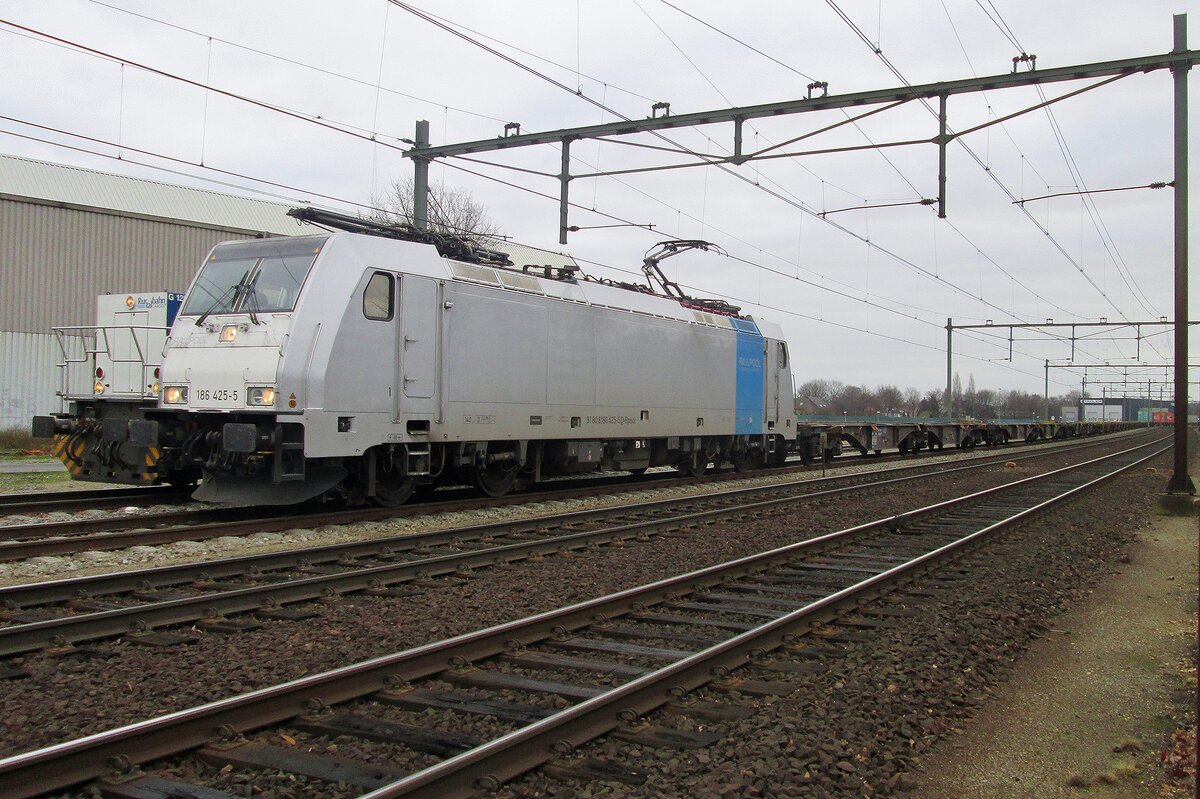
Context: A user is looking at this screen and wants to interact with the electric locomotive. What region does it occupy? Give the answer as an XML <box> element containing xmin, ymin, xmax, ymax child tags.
<box><xmin>35</xmin><ymin>208</ymin><xmax>795</xmax><ymax>505</ymax></box>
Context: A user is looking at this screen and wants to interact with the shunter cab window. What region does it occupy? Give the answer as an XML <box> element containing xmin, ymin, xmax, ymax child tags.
<box><xmin>363</xmin><ymin>272</ymin><xmax>394</xmax><ymax>321</ymax></box>
<box><xmin>778</xmin><ymin>342</ymin><xmax>788</xmax><ymax>368</ymax></box>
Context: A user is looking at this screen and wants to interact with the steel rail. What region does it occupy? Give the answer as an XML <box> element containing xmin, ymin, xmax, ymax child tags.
<box><xmin>0</xmin><ymin>445</ymin><xmax>940</xmax><ymax>546</ymax></box>
<box><xmin>0</xmin><ymin>456</ymin><xmax>809</xmax><ymax>553</ymax></box>
<box><xmin>0</xmin><ymin>431</ymin><xmax>1146</xmax><ymax>561</ymax></box>
<box><xmin>0</xmin><ymin>485</ymin><xmax>185</xmax><ymax>515</ymax></box>
<box><xmin>0</xmin><ymin>446</ymin><xmax>1018</xmax><ymax>602</ymax></box>
<box><xmin>0</xmin><ymin>436</ymin><xmax>1104</xmax><ymax>602</ymax></box>
<box><xmin>0</xmin><ymin>437</ymin><xmax>1169</xmax><ymax>798</ymax></box>
<box><xmin>0</xmin><ymin>436</ymin><xmax>1157</xmax><ymax>656</ymax></box>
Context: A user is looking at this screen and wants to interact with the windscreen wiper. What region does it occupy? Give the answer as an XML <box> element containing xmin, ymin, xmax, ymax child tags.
<box><xmin>195</xmin><ymin>269</ymin><xmax>249</xmax><ymax>327</ymax></box>
<box><xmin>239</xmin><ymin>271</ymin><xmax>262</xmax><ymax>325</ymax></box>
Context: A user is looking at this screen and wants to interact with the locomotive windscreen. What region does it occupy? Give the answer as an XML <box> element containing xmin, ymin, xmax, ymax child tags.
<box><xmin>181</xmin><ymin>235</ymin><xmax>328</xmax><ymax>317</ymax></box>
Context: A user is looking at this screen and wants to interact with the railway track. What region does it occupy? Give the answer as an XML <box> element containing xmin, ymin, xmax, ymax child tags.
<box><xmin>0</xmin><ymin>457</ymin><xmax>826</xmax><ymax>555</ymax></box>
<box><xmin>0</xmin><ymin>432</ymin><xmax>1146</xmax><ymax>562</ymax></box>
<box><xmin>0</xmin><ymin>485</ymin><xmax>188</xmax><ymax>516</ymax></box>
<box><xmin>0</xmin><ymin>431</ymin><xmax>1160</xmax><ymax>660</ymax></box>
<box><xmin>0</xmin><ymin>434</ymin><xmax>1168</xmax><ymax>798</ymax></box>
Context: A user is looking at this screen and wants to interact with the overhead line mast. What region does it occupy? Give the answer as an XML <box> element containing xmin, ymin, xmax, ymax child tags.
<box><xmin>1168</xmin><ymin>14</ymin><xmax>1193</xmax><ymax>495</ymax></box>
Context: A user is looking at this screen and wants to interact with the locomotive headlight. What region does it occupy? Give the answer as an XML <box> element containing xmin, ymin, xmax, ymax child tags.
<box><xmin>219</xmin><ymin>324</ymin><xmax>238</xmax><ymax>343</ymax></box>
<box><xmin>247</xmin><ymin>386</ymin><xmax>276</xmax><ymax>407</ymax></box>
<box><xmin>93</xmin><ymin>381</ymin><xmax>106</xmax><ymax>395</ymax></box>
<box><xmin>163</xmin><ymin>385</ymin><xmax>189</xmax><ymax>405</ymax></box>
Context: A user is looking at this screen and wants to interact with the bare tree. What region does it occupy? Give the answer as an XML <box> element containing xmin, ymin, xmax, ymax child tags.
<box><xmin>874</xmin><ymin>385</ymin><xmax>903</xmax><ymax>415</ymax></box>
<box><xmin>796</xmin><ymin>379</ymin><xmax>841</xmax><ymax>406</ymax></box>
<box><xmin>794</xmin><ymin>377</ymin><xmax>1068</xmax><ymax>421</ymax></box>
<box><xmin>902</xmin><ymin>387</ymin><xmax>923</xmax><ymax>416</ymax></box>
<box><xmin>920</xmin><ymin>388</ymin><xmax>944</xmax><ymax>417</ymax></box>
<box><xmin>375</xmin><ymin>177</ymin><xmax>502</xmax><ymax>244</ymax></box>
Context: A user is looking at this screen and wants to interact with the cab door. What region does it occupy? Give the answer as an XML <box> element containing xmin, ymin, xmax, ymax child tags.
<box><xmin>323</xmin><ymin>270</ymin><xmax>397</xmax><ymax>413</ymax></box>
<box><xmin>396</xmin><ymin>276</ymin><xmax>439</xmax><ymax>418</ymax></box>
<box><xmin>764</xmin><ymin>339</ymin><xmax>779</xmax><ymax>429</ymax></box>
<box><xmin>765</xmin><ymin>340</ymin><xmax>790</xmax><ymax>430</ymax></box>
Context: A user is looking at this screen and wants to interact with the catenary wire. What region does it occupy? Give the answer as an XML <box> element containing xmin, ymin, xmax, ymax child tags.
<box><xmin>824</xmin><ymin>0</ymin><xmax>1142</xmax><ymax>329</ymax></box>
<box><xmin>648</xmin><ymin>0</ymin><xmax>1086</xmax><ymax>328</ymax></box>
<box><xmin>0</xmin><ymin>20</ymin><xmax>415</xmax><ymax>154</ymax></box>
<box><xmin>955</xmin><ymin>1</ymin><xmax>1163</xmax><ymax>322</ymax></box>
<box><xmin>572</xmin><ymin>253</ymin><xmax>1071</xmax><ymax>386</ymax></box>
<box><xmin>635</xmin><ymin>0</ymin><xmax>1121</xmax><ymax>368</ymax></box>
<box><xmin>84</xmin><ymin>0</ymin><xmax>510</xmax><ymax>124</ymax></box>
<box><xmin>625</xmin><ymin>1</ymin><xmax>1063</xmax><ymax>356</ymax></box>
<box><xmin>393</xmin><ymin>2</ymin><xmax>1067</xmax><ymax>330</ymax></box>
<box><xmin>932</xmin><ymin>1</ymin><xmax>1152</xmax><ymax>363</ymax></box>
<box><xmin>387</xmin><ymin>1</ymin><xmax>1023</xmax><ymax>324</ymax></box>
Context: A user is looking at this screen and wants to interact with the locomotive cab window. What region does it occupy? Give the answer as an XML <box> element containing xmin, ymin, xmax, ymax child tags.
<box><xmin>181</xmin><ymin>235</ymin><xmax>327</xmax><ymax>317</ymax></box>
<box><xmin>778</xmin><ymin>342</ymin><xmax>788</xmax><ymax>368</ymax></box>
<box><xmin>363</xmin><ymin>272</ymin><xmax>394</xmax><ymax>321</ymax></box>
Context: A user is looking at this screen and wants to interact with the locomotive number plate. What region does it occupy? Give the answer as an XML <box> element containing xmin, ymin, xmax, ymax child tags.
<box><xmin>189</xmin><ymin>386</ymin><xmax>238</xmax><ymax>405</ymax></box>
<box><xmin>195</xmin><ymin>387</ymin><xmax>240</xmax><ymax>403</ymax></box>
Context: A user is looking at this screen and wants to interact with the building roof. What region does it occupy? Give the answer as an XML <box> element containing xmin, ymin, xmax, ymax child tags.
<box><xmin>0</xmin><ymin>153</ymin><xmax>326</xmax><ymax>236</ymax></box>
<box><xmin>0</xmin><ymin>152</ymin><xmax>579</xmax><ymax>269</ymax></box>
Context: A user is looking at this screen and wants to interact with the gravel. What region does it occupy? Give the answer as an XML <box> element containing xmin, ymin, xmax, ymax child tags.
<box><xmin>494</xmin><ymin>453</ymin><xmax>1168</xmax><ymax>798</ymax></box>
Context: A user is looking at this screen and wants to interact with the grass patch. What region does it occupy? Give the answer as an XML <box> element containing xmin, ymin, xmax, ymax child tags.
<box><xmin>0</xmin><ymin>428</ymin><xmax>52</xmax><ymax>455</ymax></box>
<box><xmin>1065</xmin><ymin>772</ymin><xmax>1090</xmax><ymax>788</ymax></box>
<box><xmin>1110</xmin><ymin>757</ymin><xmax>1138</xmax><ymax>779</ymax></box>
<box><xmin>1127</xmin><ymin>651</ymin><xmax>1162</xmax><ymax>672</ymax></box>
<box><xmin>0</xmin><ymin>471</ymin><xmax>71</xmax><ymax>493</ymax></box>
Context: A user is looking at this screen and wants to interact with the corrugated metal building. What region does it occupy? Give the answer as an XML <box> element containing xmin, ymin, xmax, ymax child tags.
<box><xmin>0</xmin><ymin>154</ymin><xmax>577</xmax><ymax>429</ymax></box>
<box><xmin>0</xmin><ymin>154</ymin><xmax>326</xmax><ymax>429</ymax></box>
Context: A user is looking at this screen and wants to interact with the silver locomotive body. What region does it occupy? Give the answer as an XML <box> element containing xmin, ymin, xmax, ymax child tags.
<box><xmin>38</xmin><ymin>227</ymin><xmax>794</xmax><ymax>505</ymax></box>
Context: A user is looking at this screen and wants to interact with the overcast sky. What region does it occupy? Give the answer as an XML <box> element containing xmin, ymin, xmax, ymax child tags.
<box><xmin>1</xmin><ymin>0</ymin><xmax>1195</xmax><ymax>400</ymax></box>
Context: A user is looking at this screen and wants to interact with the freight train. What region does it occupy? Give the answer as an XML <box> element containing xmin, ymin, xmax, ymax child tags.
<box><xmin>35</xmin><ymin>209</ymin><xmax>797</xmax><ymax>505</ymax></box>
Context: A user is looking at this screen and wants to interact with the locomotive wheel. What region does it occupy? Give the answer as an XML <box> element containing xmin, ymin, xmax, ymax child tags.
<box><xmin>375</xmin><ymin>473</ymin><xmax>417</xmax><ymax>507</ymax></box>
<box><xmin>474</xmin><ymin>465</ymin><xmax>517</xmax><ymax>497</ymax></box>
<box><xmin>678</xmin><ymin>449</ymin><xmax>707</xmax><ymax>477</ymax></box>
<box><xmin>731</xmin><ymin>448</ymin><xmax>763</xmax><ymax>472</ymax></box>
